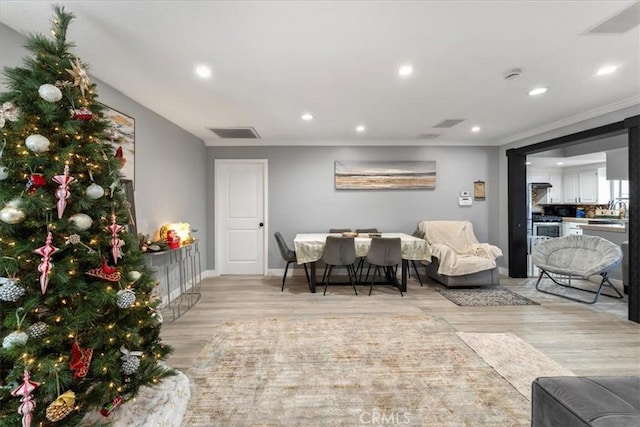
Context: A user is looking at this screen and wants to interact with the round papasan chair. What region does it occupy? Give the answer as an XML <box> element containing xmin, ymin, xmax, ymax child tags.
<box><xmin>531</xmin><ymin>234</ymin><xmax>623</xmax><ymax>304</ymax></box>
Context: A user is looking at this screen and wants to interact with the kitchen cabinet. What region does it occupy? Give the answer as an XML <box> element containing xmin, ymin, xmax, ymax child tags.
<box><xmin>563</xmin><ymin>221</ymin><xmax>583</xmax><ymax>236</ymax></box>
<box><xmin>563</xmin><ymin>169</ymin><xmax>598</xmax><ymax>203</ymax></box>
<box><xmin>529</xmin><ymin>170</ymin><xmax>563</xmax><ymax>204</ymax></box>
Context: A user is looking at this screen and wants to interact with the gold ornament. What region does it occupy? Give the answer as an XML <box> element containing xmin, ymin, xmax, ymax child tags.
<box><xmin>66</xmin><ymin>57</ymin><xmax>91</xmax><ymax>98</ymax></box>
<box><xmin>46</xmin><ymin>390</ymin><xmax>76</xmax><ymax>421</ymax></box>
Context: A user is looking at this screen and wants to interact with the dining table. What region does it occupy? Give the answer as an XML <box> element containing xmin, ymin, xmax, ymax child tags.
<box><xmin>293</xmin><ymin>232</ymin><xmax>431</xmax><ymax>293</ymax></box>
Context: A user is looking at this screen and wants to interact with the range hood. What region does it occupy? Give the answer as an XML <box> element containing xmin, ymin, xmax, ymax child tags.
<box><xmin>529</xmin><ymin>182</ymin><xmax>553</xmax><ymax>189</ymax></box>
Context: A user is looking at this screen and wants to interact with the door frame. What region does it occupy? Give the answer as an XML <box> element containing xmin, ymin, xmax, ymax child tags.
<box><xmin>214</xmin><ymin>159</ymin><xmax>268</xmax><ymax>275</ymax></box>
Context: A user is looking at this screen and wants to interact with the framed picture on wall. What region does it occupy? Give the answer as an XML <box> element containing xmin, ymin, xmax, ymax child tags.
<box><xmin>101</xmin><ymin>104</ymin><xmax>135</xmax><ymax>187</ymax></box>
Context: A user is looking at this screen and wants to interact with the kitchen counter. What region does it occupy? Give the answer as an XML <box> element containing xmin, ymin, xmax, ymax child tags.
<box><xmin>579</xmin><ymin>223</ymin><xmax>627</xmax><ymax>233</ymax></box>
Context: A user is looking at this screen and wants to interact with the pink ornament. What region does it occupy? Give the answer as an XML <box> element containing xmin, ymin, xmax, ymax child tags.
<box><xmin>105</xmin><ymin>215</ymin><xmax>125</xmax><ymax>264</ymax></box>
<box><xmin>52</xmin><ymin>164</ymin><xmax>75</xmax><ymax>219</ymax></box>
<box><xmin>34</xmin><ymin>231</ymin><xmax>59</xmax><ymax>294</ymax></box>
<box><xmin>11</xmin><ymin>370</ymin><xmax>39</xmax><ymax>427</ymax></box>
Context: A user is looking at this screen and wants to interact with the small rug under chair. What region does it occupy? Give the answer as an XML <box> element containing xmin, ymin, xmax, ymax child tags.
<box><xmin>437</xmin><ymin>286</ymin><xmax>539</xmax><ymax>306</ymax></box>
<box><xmin>184</xmin><ymin>315</ymin><xmax>572</xmax><ymax>426</ymax></box>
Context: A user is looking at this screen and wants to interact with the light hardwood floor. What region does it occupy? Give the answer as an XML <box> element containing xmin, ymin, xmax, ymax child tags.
<box><xmin>160</xmin><ymin>273</ymin><xmax>640</xmax><ymax>377</ymax></box>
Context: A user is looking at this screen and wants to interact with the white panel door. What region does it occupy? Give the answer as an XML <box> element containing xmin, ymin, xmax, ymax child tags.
<box><xmin>215</xmin><ymin>160</ymin><xmax>266</xmax><ymax>275</ymax></box>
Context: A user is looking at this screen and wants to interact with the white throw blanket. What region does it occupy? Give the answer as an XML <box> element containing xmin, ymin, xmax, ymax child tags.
<box><xmin>418</xmin><ymin>220</ymin><xmax>502</xmax><ymax>276</ymax></box>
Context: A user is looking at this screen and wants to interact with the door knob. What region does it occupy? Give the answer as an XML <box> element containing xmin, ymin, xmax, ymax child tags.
<box><xmin>259</xmin><ymin>222</ymin><xmax>264</xmax><ymax>227</ymax></box>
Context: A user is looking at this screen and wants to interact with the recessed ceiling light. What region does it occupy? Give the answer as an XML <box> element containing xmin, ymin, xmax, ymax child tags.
<box><xmin>301</xmin><ymin>113</ymin><xmax>313</xmax><ymax>121</ymax></box>
<box><xmin>398</xmin><ymin>65</ymin><xmax>413</xmax><ymax>77</ymax></box>
<box><xmin>195</xmin><ymin>64</ymin><xmax>212</xmax><ymax>78</ymax></box>
<box><xmin>596</xmin><ymin>65</ymin><xmax>617</xmax><ymax>76</ymax></box>
<box><xmin>556</xmin><ymin>161</ymin><xmax>564</xmax><ymax>165</ymax></box>
<box><xmin>356</xmin><ymin>125</ymin><xmax>366</xmax><ymax>133</ymax></box>
<box><xmin>528</xmin><ymin>87</ymin><xmax>548</xmax><ymax>96</ymax></box>
<box><xmin>471</xmin><ymin>126</ymin><xmax>481</xmax><ymax>133</ymax></box>
<box><xmin>525</xmin><ymin>161</ymin><xmax>532</xmax><ymax>165</ymax></box>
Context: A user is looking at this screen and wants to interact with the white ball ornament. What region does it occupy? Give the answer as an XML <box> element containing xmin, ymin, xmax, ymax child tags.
<box><xmin>0</xmin><ymin>199</ymin><xmax>26</xmax><ymax>224</ymax></box>
<box><xmin>128</xmin><ymin>271</ymin><xmax>142</xmax><ymax>282</ymax></box>
<box><xmin>0</xmin><ymin>166</ymin><xmax>8</xmax><ymax>180</ymax></box>
<box><xmin>69</xmin><ymin>213</ymin><xmax>93</xmax><ymax>230</ymax></box>
<box><xmin>85</xmin><ymin>182</ymin><xmax>105</xmax><ymax>199</ymax></box>
<box><xmin>25</xmin><ymin>134</ymin><xmax>50</xmax><ymax>152</ymax></box>
<box><xmin>38</xmin><ymin>84</ymin><xmax>63</xmax><ymax>102</ymax></box>
<box><xmin>2</xmin><ymin>330</ymin><xmax>28</xmax><ymax>349</ymax></box>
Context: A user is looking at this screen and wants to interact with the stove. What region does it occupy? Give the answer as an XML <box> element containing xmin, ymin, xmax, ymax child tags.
<box><xmin>532</xmin><ymin>214</ymin><xmax>563</xmax><ymax>223</ymax></box>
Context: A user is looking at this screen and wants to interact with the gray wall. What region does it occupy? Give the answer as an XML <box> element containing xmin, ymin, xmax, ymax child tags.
<box><xmin>208</xmin><ymin>145</ymin><xmax>500</xmax><ymax>270</ymax></box>
<box><xmin>0</xmin><ymin>23</ymin><xmax>208</xmax><ymax>266</ymax></box>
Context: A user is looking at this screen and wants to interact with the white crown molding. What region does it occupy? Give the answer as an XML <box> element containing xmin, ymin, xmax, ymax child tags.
<box><xmin>500</xmin><ymin>96</ymin><xmax>640</xmax><ymax>145</ymax></box>
<box><xmin>203</xmin><ymin>138</ymin><xmax>481</xmax><ymax>147</ymax></box>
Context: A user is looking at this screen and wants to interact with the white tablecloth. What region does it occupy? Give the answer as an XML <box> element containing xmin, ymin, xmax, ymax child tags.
<box><xmin>293</xmin><ymin>232</ymin><xmax>431</xmax><ymax>264</ymax></box>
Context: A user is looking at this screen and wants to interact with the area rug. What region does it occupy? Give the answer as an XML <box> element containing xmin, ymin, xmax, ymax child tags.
<box><xmin>437</xmin><ymin>287</ymin><xmax>539</xmax><ymax>306</ymax></box>
<box><xmin>184</xmin><ymin>316</ymin><xmax>570</xmax><ymax>426</ymax></box>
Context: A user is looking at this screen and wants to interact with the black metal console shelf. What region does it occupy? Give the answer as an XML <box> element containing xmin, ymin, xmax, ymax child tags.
<box><xmin>143</xmin><ymin>240</ymin><xmax>202</xmax><ymax>323</ymax></box>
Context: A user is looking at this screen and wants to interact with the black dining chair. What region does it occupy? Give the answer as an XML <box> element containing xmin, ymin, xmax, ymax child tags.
<box><xmin>321</xmin><ymin>236</ymin><xmax>358</xmax><ymax>296</ymax></box>
<box><xmin>365</xmin><ymin>237</ymin><xmax>403</xmax><ymax>297</ymax></box>
<box><xmin>274</xmin><ymin>231</ymin><xmax>309</xmax><ymax>292</ymax></box>
<box><xmin>329</xmin><ymin>228</ymin><xmax>351</xmax><ymax>233</ymax></box>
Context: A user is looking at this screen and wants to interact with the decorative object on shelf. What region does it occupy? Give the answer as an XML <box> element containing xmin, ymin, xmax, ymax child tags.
<box><xmin>26</xmin><ymin>173</ymin><xmax>46</xmax><ymax>194</ymax></box>
<box><xmin>25</xmin><ymin>134</ymin><xmax>50</xmax><ymax>152</ymax></box>
<box><xmin>45</xmin><ymin>390</ymin><xmax>76</xmax><ymax>422</ymax></box>
<box><xmin>11</xmin><ymin>370</ymin><xmax>39</xmax><ymax>427</ymax></box>
<box><xmin>38</xmin><ymin>83</ymin><xmax>63</xmax><ymax>103</ymax></box>
<box><xmin>335</xmin><ymin>160</ymin><xmax>437</xmax><ymax>190</ymax></box>
<box><xmin>166</xmin><ymin>229</ymin><xmax>181</xmax><ymax>250</ymax></box>
<box><xmin>0</xmin><ymin>198</ymin><xmax>27</xmax><ymax>224</ymax></box>
<box><xmin>101</xmin><ymin>105</ymin><xmax>135</xmax><ymax>185</ymax></box>
<box><xmin>159</xmin><ymin>222</ymin><xmax>193</xmax><ymax>245</ymax></box>
<box><xmin>0</xmin><ymin>101</ymin><xmax>19</xmax><ymax>128</ymax></box>
<box><xmin>86</xmin><ymin>257</ymin><xmax>121</xmax><ymax>282</ymax></box>
<box><xmin>474</xmin><ymin>180</ymin><xmax>486</xmax><ymax>201</ymax></box>
<box><xmin>100</xmin><ymin>395</ymin><xmax>123</xmax><ymax>417</ymax></box>
<box><xmin>34</xmin><ymin>231</ymin><xmax>59</xmax><ymax>294</ymax></box>
<box><xmin>69</xmin><ymin>213</ymin><xmax>93</xmax><ymax>230</ymax></box>
<box><xmin>69</xmin><ymin>341</ymin><xmax>93</xmax><ymax>380</ymax></box>
<box><xmin>52</xmin><ymin>164</ymin><xmax>75</xmax><ymax>219</ymax></box>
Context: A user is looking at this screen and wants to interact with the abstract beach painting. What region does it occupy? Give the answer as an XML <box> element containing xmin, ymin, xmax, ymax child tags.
<box><xmin>335</xmin><ymin>161</ymin><xmax>436</xmax><ymax>190</ymax></box>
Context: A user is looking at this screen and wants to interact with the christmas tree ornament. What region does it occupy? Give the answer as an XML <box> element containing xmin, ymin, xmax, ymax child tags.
<box><xmin>66</xmin><ymin>57</ymin><xmax>91</xmax><ymax>98</ymax></box>
<box><xmin>34</xmin><ymin>231</ymin><xmax>59</xmax><ymax>294</ymax></box>
<box><xmin>69</xmin><ymin>212</ymin><xmax>93</xmax><ymax>230</ymax></box>
<box><xmin>120</xmin><ymin>346</ymin><xmax>142</xmax><ymax>375</ymax></box>
<box><xmin>71</xmin><ymin>107</ymin><xmax>93</xmax><ymax>120</ymax></box>
<box><xmin>70</xmin><ymin>341</ymin><xmax>93</xmax><ymax>380</ymax></box>
<box><xmin>106</xmin><ymin>215</ymin><xmax>125</xmax><ymax>263</ymax></box>
<box><xmin>52</xmin><ymin>164</ymin><xmax>75</xmax><ymax>218</ymax></box>
<box><xmin>2</xmin><ymin>308</ymin><xmax>28</xmax><ymax>349</ymax></box>
<box><xmin>65</xmin><ymin>233</ymin><xmax>96</xmax><ymax>254</ymax></box>
<box><xmin>38</xmin><ymin>83</ymin><xmax>63</xmax><ymax>102</ymax></box>
<box><xmin>27</xmin><ymin>321</ymin><xmax>49</xmax><ymax>339</ymax></box>
<box><xmin>46</xmin><ymin>390</ymin><xmax>76</xmax><ymax>422</ymax></box>
<box><xmin>0</xmin><ymin>277</ymin><xmax>25</xmax><ymax>302</ymax></box>
<box><xmin>86</xmin><ymin>257</ymin><xmax>121</xmax><ymax>282</ymax></box>
<box><xmin>25</xmin><ymin>173</ymin><xmax>46</xmax><ymax>194</ymax></box>
<box><xmin>0</xmin><ymin>199</ymin><xmax>27</xmax><ymax>224</ymax></box>
<box><xmin>25</xmin><ymin>134</ymin><xmax>51</xmax><ymax>152</ymax></box>
<box><xmin>100</xmin><ymin>395</ymin><xmax>123</xmax><ymax>417</ymax></box>
<box><xmin>0</xmin><ymin>101</ymin><xmax>19</xmax><ymax>128</ymax></box>
<box><xmin>128</xmin><ymin>270</ymin><xmax>142</xmax><ymax>282</ymax></box>
<box><xmin>116</xmin><ymin>288</ymin><xmax>136</xmax><ymax>309</ymax></box>
<box><xmin>0</xmin><ymin>165</ymin><xmax>8</xmax><ymax>180</ymax></box>
<box><xmin>85</xmin><ymin>182</ymin><xmax>105</xmax><ymax>199</ymax></box>
<box><xmin>11</xmin><ymin>370</ymin><xmax>39</xmax><ymax>427</ymax></box>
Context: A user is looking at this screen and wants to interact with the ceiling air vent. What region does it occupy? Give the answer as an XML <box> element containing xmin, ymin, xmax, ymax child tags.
<box><xmin>433</xmin><ymin>119</ymin><xmax>465</xmax><ymax>128</ymax></box>
<box><xmin>585</xmin><ymin>2</ymin><xmax>639</xmax><ymax>34</ymax></box>
<box><xmin>209</xmin><ymin>127</ymin><xmax>261</xmax><ymax>139</ymax></box>
<box><xmin>416</xmin><ymin>133</ymin><xmax>440</xmax><ymax>139</ymax></box>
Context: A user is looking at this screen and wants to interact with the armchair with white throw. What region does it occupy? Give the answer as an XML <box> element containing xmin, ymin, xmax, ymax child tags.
<box><xmin>418</xmin><ymin>220</ymin><xmax>503</xmax><ymax>287</ymax></box>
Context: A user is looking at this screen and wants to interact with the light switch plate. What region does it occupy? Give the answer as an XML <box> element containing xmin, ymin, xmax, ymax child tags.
<box><xmin>460</xmin><ymin>190</ymin><xmax>470</xmax><ymax>197</ymax></box>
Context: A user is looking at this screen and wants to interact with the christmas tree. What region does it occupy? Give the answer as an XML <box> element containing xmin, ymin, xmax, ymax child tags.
<box><xmin>0</xmin><ymin>6</ymin><xmax>173</xmax><ymax>426</ymax></box>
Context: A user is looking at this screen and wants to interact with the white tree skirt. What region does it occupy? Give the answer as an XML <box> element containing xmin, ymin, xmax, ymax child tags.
<box><xmin>80</xmin><ymin>368</ymin><xmax>190</xmax><ymax>426</ymax></box>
